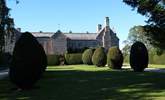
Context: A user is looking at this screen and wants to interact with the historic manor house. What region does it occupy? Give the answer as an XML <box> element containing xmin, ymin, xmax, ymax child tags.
<box><xmin>5</xmin><ymin>17</ymin><xmax>119</xmax><ymax>55</ymax></box>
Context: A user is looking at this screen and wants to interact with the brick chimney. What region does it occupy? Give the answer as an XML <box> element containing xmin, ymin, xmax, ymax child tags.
<box><xmin>97</xmin><ymin>24</ymin><xmax>102</xmax><ymax>33</ymax></box>
<box><xmin>105</xmin><ymin>17</ymin><xmax>110</xmax><ymax>32</ymax></box>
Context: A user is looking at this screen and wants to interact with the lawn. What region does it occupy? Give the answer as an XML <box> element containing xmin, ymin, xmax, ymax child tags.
<box><xmin>0</xmin><ymin>65</ymin><xmax>165</xmax><ymax>100</ymax></box>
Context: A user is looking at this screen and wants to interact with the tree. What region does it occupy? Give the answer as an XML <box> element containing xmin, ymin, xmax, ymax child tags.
<box><xmin>123</xmin><ymin>0</ymin><xmax>165</xmax><ymax>49</ymax></box>
<box><xmin>125</xmin><ymin>25</ymin><xmax>151</xmax><ymax>48</ymax></box>
<box><xmin>0</xmin><ymin>0</ymin><xmax>14</xmax><ymax>54</ymax></box>
<box><xmin>128</xmin><ymin>26</ymin><xmax>148</xmax><ymax>43</ymax></box>
<box><xmin>122</xmin><ymin>25</ymin><xmax>150</xmax><ymax>57</ymax></box>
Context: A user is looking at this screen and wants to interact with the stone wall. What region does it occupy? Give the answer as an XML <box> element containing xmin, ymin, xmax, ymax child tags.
<box><xmin>36</xmin><ymin>37</ymin><xmax>51</xmax><ymax>54</ymax></box>
<box><xmin>67</xmin><ymin>40</ymin><xmax>98</xmax><ymax>50</ymax></box>
<box><xmin>52</xmin><ymin>33</ymin><xmax>67</xmax><ymax>55</ymax></box>
<box><xmin>4</xmin><ymin>29</ymin><xmax>22</xmax><ymax>54</ymax></box>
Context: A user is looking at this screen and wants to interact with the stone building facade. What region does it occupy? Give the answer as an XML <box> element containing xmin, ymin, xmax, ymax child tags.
<box><xmin>31</xmin><ymin>17</ymin><xmax>119</xmax><ymax>55</ymax></box>
<box><xmin>5</xmin><ymin>17</ymin><xmax>119</xmax><ymax>55</ymax></box>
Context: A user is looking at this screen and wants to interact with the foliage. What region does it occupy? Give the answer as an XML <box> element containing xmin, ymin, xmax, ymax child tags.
<box><xmin>64</xmin><ymin>53</ymin><xmax>83</xmax><ymax>65</ymax></box>
<box><xmin>9</xmin><ymin>32</ymin><xmax>47</xmax><ymax>89</ymax></box>
<box><xmin>128</xmin><ymin>25</ymin><xmax>151</xmax><ymax>48</ymax></box>
<box><xmin>124</xmin><ymin>50</ymin><xmax>165</xmax><ymax>65</ymax></box>
<box><xmin>128</xmin><ymin>26</ymin><xmax>147</xmax><ymax>43</ymax></box>
<box><xmin>92</xmin><ymin>47</ymin><xmax>107</xmax><ymax>67</ymax></box>
<box><xmin>123</xmin><ymin>0</ymin><xmax>165</xmax><ymax>49</ymax></box>
<box><xmin>0</xmin><ymin>0</ymin><xmax>14</xmax><ymax>54</ymax></box>
<box><xmin>122</xmin><ymin>25</ymin><xmax>152</xmax><ymax>57</ymax></box>
<box><xmin>107</xmin><ymin>46</ymin><xmax>123</xmax><ymax>69</ymax></box>
<box><xmin>82</xmin><ymin>48</ymin><xmax>95</xmax><ymax>65</ymax></box>
<box><xmin>130</xmin><ymin>41</ymin><xmax>148</xmax><ymax>72</ymax></box>
<box><xmin>122</xmin><ymin>43</ymin><xmax>131</xmax><ymax>60</ymax></box>
<box><xmin>47</xmin><ymin>55</ymin><xmax>60</xmax><ymax>66</ymax></box>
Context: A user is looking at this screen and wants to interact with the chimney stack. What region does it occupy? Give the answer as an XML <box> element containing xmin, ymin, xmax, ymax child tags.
<box><xmin>17</xmin><ymin>28</ymin><xmax>21</xmax><ymax>32</ymax></box>
<box><xmin>105</xmin><ymin>17</ymin><xmax>110</xmax><ymax>31</ymax></box>
<box><xmin>97</xmin><ymin>24</ymin><xmax>102</xmax><ymax>32</ymax></box>
<box><xmin>105</xmin><ymin>17</ymin><xmax>109</xmax><ymax>27</ymax></box>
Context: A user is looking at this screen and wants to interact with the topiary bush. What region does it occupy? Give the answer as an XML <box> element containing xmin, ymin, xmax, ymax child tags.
<box><xmin>130</xmin><ymin>41</ymin><xmax>148</xmax><ymax>72</ymax></box>
<box><xmin>9</xmin><ymin>32</ymin><xmax>47</xmax><ymax>89</ymax></box>
<box><xmin>107</xmin><ymin>46</ymin><xmax>123</xmax><ymax>69</ymax></box>
<box><xmin>82</xmin><ymin>48</ymin><xmax>95</xmax><ymax>65</ymax></box>
<box><xmin>47</xmin><ymin>55</ymin><xmax>60</xmax><ymax>66</ymax></box>
<box><xmin>65</xmin><ymin>53</ymin><xmax>83</xmax><ymax>65</ymax></box>
<box><xmin>92</xmin><ymin>47</ymin><xmax>107</xmax><ymax>67</ymax></box>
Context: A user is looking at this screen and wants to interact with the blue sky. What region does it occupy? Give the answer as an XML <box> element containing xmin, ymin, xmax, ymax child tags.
<box><xmin>7</xmin><ymin>0</ymin><xmax>147</xmax><ymax>48</ymax></box>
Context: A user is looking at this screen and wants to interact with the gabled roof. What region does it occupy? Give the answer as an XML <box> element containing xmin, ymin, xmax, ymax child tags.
<box><xmin>31</xmin><ymin>32</ymin><xmax>54</xmax><ymax>38</ymax></box>
<box><xmin>31</xmin><ymin>31</ymin><xmax>98</xmax><ymax>40</ymax></box>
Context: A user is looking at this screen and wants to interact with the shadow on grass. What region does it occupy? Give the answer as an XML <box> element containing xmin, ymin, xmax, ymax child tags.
<box><xmin>0</xmin><ymin>70</ymin><xmax>165</xmax><ymax>100</ymax></box>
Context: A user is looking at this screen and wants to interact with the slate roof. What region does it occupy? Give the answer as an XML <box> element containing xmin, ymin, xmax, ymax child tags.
<box><xmin>64</xmin><ymin>33</ymin><xmax>97</xmax><ymax>40</ymax></box>
<box><xmin>31</xmin><ymin>32</ymin><xmax>54</xmax><ymax>38</ymax></box>
<box><xmin>31</xmin><ymin>31</ymin><xmax>98</xmax><ymax>40</ymax></box>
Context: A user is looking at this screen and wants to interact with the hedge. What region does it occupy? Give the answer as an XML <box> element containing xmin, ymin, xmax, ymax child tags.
<box><xmin>47</xmin><ymin>55</ymin><xmax>60</xmax><ymax>66</ymax></box>
<box><xmin>65</xmin><ymin>53</ymin><xmax>83</xmax><ymax>65</ymax></box>
<box><xmin>92</xmin><ymin>47</ymin><xmax>107</xmax><ymax>67</ymax></box>
<box><xmin>82</xmin><ymin>49</ymin><xmax>95</xmax><ymax>65</ymax></box>
<box><xmin>107</xmin><ymin>47</ymin><xmax>123</xmax><ymax>69</ymax></box>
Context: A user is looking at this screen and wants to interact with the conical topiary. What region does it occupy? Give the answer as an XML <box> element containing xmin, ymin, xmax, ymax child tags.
<box><xmin>9</xmin><ymin>32</ymin><xmax>47</xmax><ymax>89</ymax></box>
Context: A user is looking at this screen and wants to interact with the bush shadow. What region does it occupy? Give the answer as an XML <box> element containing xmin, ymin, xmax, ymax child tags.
<box><xmin>1</xmin><ymin>70</ymin><xmax>165</xmax><ymax>100</ymax></box>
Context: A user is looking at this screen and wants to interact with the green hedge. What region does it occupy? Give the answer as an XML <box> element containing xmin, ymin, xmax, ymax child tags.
<box><xmin>92</xmin><ymin>47</ymin><xmax>107</xmax><ymax>67</ymax></box>
<box><xmin>47</xmin><ymin>55</ymin><xmax>60</xmax><ymax>66</ymax></box>
<box><xmin>107</xmin><ymin>47</ymin><xmax>123</xmax><ymax>69</ymax></box>
<box><xmin>124</xmin><ymin>53</ymin><xmax>165</xmax><ymax>65</ymax></box>
<box><xmin>152</xmin><ymin>54</ymin><xmax>165</xmax><ymax>65</ymax></box>
<box><xmin>82</xmin><ymin>49</ymin><xmax>95</xmax><ymax>65</ymax></box>
<box><xmin>65</xmin><ymin>53</ymin><xmax>83</xmax><ymax>65</ymax></box>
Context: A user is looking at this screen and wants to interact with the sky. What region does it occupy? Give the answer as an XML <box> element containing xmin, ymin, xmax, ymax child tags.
<box><xmin>7</xmin><ymin>0</ymin><xmax>147</xmax><ymax>48</ymax></box>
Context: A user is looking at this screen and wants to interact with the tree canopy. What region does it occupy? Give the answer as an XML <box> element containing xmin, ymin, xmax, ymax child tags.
<box><xmin>0</xmin><ymin>0</ymin><xmax>14</xmax><ymax>54</ymax></box>
<box><xmin>123</xmin><ymin>0</ymin><xmax>165</xmax><ymax>49</ymax></box>
<box><xmin>122</xmin><ymin>25</ymin><xmax>151</xmax><ymax>55</ymax></box>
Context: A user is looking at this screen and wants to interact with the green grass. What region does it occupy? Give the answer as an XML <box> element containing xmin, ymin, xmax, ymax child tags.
<box><xmin>123</xmin><ymin>63</ymin><xmax>165</xmax><ymax>69</ymax></box>
<box><xmin>148</xmin><ymin>64</ymin><xmax>165</xmax><ymax>69</ymax></box>
<box><xmin>1</xmin><ymin>65</ymin><xmax>165</xmax><ymax>100</ymax></box>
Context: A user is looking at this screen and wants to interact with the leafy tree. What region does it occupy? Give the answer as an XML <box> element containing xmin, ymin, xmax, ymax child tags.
<box><xmin>122</xmin><ymin>25</ymin><xmax>150</xmax><ymax>57</ymax></box>
<box><xmin>0</xmin><ymin>0</ymin><xmax>15</xmax><ymax>52</ymax></box>
<box><xmin>123</xmin><ymin>0</ymin><xmax>165</xmax><ymax>49</ymax></box>
<box><xmin>128</xmin><ymin>26</ymin><xmax>148</xmax><ymax>44</ymax></box>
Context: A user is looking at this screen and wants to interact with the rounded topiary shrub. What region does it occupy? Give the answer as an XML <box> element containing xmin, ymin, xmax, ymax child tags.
<box><xmin>107</xmin><ymin>46</ymin><xmax>123</xmax><ymax>69</ymax></box>
<box><xmin>130</xmin><ymin>41</ymin><xmax>148</xmax><ymax>72</ymax></box>
<box><xmin>9</xmin><ymin>32</ymin><xmax>47</xmax><ymax>89</ymax></box>
<box><xmin>65</xmin><ymin>53</ymin><xmax>83</xmax><ymax>65</ymax></box>
<box><xmin>82</xmin><ymin>48</ymin><xmax>95</xmax><ymax>65</ymax></box>
<box><xmin>47</xmin><ymin>55</ymin><xmax>60</xmax><ymax>66</ymax></box>
<box><xmin>92</xmin><ymin>47</ymin><xmax>106</xmax><ymax>67</ymax></box>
